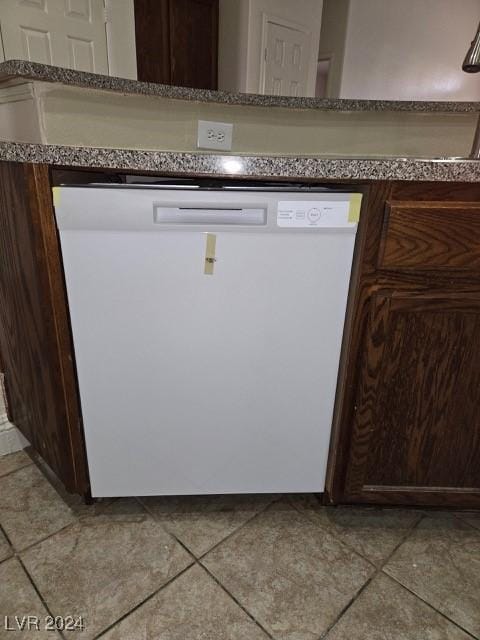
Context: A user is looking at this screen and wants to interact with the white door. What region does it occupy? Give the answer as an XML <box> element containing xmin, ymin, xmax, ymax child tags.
<box><xmin>261</xmin><ymin>19</ymin><xmax>311</xmax><ymax>97</ymax></box>
<box><xmin>0</xmin><ymin>0</ymin><xmax>109</xmax><ymax>73</ymax></box>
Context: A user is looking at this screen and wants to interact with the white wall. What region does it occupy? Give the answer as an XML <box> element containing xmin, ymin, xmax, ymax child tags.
<box><xmin>218</xmin><ymin>0</ymin><xmax>251</xmax><ymax>93</ymax></box>
<box><xmin>317</xmin><ymin>0</ymin><xmax>350</xmax><ymax>97</ymax></box>
<box><xmin>218</xmin><ymin>0</ymin><xmax>324</xmax><ymax>96</ymax></box>
<box><xmin>339</xmin><ymin>0</ymin><xmax>480</xmax><ymax>100</ymax></box>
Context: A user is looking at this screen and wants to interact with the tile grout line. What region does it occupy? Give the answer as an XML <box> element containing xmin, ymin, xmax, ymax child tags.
<box><xmin>92</xmin><ymin>560</ymin><xmax>197</xmax><ymax>640</ymax></box>
<box><xmin>20</xmin><ymin>494</ymin><xmax>198</xmax><ymax>640</ymax></box>
<box><xmin>136</xmin><ymin>495</ymin><xmax>282</xmax><ymax>639</ymax></box>
<box><xmin>317</xmin><ymin>512</ymin><xmax>426</xmax><ymax>639</ymax></box>
<box><xmin>6</xmin><ymin>493</ymin><xmax>278</xmax><ymax>640</ymax></box>
<box><xmin>0</xmin><ymin>460</ymin><xmax>34</xmax><ymax>481</ymax></box>
<box><xmin>318</xmin><ymin>571</ymin><xmax>378</xmax><ymax>640</ymax></box>
<box><xmin>198</xmin><ymin>559</ymin><xmax>276</xmax><ymax>640</ymax></box>
<box><xmin>0</xmin><ymin>521</ymin><xmax>14</xmax><ymax>565</ymax></box>
<box><xmin>286</xmin><ymin>497</ymin><xmax>379</xmax><ymax>569</ymax></box>
<box><xmin>381</xmin><ymin>573</ymin><xmax>480</xmax><ymax>640</ymax></box>
<box><xmin>380</xmin><ymin>512</ymin><xmax>480</xmax><ymax>640</ymax></box>
<box><xmin>1</xmin><ymin>496</ymin><xmax>131</xmax><ymax>560</ymax></box>
<box><xmin>0</xmin><ymin>517</ymin><xmax>71</xmax><ymax>639</ymax></box>
<box><xmin>452</xmin><ymin>512</ymin><xmax>480</xmax><ymax>534</ymax></box>
<box><xmin>15</xmin><ymin>554</ymin><xmax>68</xmax><ymax>640</ymax></box>
<box><xmin>0</xmin><ymin>520</ymin><xmax>73</xmax><ymax>570</ymax></box>
<box><xmin>94</xmin><ymin>494</ymin><xmax>275</xmax><ymax>640</ymax></box>
<box><xmin>320</xmin><ymin>509</ymin><xmax>479</xmax><ymax>640</ymax></box>
<box><xmin>134</xmin><ymin>497</ymin><xmax>199</xmax><ymax>561</ymax></box>
<box><xmin>137</xmin><ymin>493</ymin><xmax>283</xmax><ymax>563</ymax></box>
<box><xmin>11</xmin><ymin>519</ymin><xmax>79</xmax><ymax>556</ymax></box>
<box><xmin>196</xmin><ymin>495</ymin><xmax>285</xmax><ymax>561</ymax></box>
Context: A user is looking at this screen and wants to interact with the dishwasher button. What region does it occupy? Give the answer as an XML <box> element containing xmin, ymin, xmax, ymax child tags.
<box><xmin>307</xmin><ymin>208</ymin><xmax>321</xmax><ymax>223</ymax></box>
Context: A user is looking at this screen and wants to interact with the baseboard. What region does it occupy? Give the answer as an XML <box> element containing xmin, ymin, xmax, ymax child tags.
<box><xmin>0</xmin><ymin>424</ymin><xmax>29</xmax><ymax>456</ymax></box>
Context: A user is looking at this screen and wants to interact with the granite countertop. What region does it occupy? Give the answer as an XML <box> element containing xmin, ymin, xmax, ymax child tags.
<box><xmin>0</xmin><ymin>59</ymin><xmax>479</xmax><ymax>113</ymax></box>
<box><xmin>0</xmin><ymin>141</ymin><xmax>479</xmax><ymax>182</ymax></box>
<box><xmin>0</xmin><ymin>61</ymin><xmax>478</xmax><ymax>181</ymax></box>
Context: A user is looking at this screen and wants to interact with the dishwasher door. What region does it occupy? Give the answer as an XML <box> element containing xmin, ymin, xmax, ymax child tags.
<box><xmin>55</xmin><ymin>186</ymin><xmax>360</xmax><ymax>497</ymax></box>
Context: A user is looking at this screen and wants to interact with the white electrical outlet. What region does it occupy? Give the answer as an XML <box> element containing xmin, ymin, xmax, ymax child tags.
<box><xmin>197</xmin><ymin>120</ymin><xmax>233</xmax><ymax>151</ymax></box>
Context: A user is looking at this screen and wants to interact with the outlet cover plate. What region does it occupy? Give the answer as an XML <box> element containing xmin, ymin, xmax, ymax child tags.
<box><xmin>197</xmin><ymin>120</ymin><xmax>233</xmax><ymax>151</ymax></box>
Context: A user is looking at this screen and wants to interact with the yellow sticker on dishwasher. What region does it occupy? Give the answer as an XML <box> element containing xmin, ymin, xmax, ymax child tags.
<box><xmin>52</xmin><ymin>187</ymin><xmax>61</xmax><ymax>208</ymax></box>
<box><xmin>204</xmin><ymin>233</ymin><xmax>216</xmax><ymax>275</ymax></box>
<box><xmin>348</xmin><ymin>193</ymin><xmax>363</xmax><ymax>223</ymax></box>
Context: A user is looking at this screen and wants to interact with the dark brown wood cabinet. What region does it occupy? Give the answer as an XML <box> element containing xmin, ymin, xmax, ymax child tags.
<box><xmin>327</xmin><ymin>182</ymin><xmax>480</xmax><ymax>508</ymax></box>
<box><xmin>134</xmin><ymin>0</ymin><xmax>218</xmax><ymax>89</ymax></box>
<box><xmin>0</xmin><ymin>162</ymin><xmax>88</xmax><ymax>495</ymax></box>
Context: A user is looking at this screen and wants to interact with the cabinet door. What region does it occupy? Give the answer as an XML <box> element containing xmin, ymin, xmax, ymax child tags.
<box><xmin>134</xmin><ymin>0</ymin><xmax>218</xmax><ymax>89</ymax></box>
<box><xmin>0</xmin><ymin>0</ymin><xmax>109</xmax><ymax>73</ymax></box>
<box><xmin>169</xmin><ymin>0</ymin><xmax>218</xmax><ymax>89</ymax></box>
<box><xmin>345</xmin><ymin>292</ymin><xmax>480</xmax><ymax>507</ymax></box>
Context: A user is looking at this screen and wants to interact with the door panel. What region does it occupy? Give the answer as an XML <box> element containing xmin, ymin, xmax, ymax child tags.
<box><xmin>345</xmin><ymin>292</ymin><xmax>480</xmax><ymax>504</ymax></box>
<box><xmin>379</xmin><ymin>202</ymin><xmax>480</xmax><ymax>270</ymax></box>
<box><xmin>21</xmin><ymin>25</ymin><xmax>53</xmax><ymax>64</ymax></box>
<box><xmin>134</xmin><ymin>0</ymin><xmax>218</xmax><ymax>89</ymax></box>
<box><xmin>169</xmin><ymin>0</ymin><xmax>218</xmax><ymax>89</ymax></box>
<box><xmin>262</xmin><ymin>20</ymin><xmax>310</xmax><ymax>97</ymax></box>
<box><xmin>0</xmin><ymin>0</ymin><xmax>108</xmax><ymax>73</ymax></box>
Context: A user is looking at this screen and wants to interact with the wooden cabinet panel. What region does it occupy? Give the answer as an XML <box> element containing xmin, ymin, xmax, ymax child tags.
<box><xmin>379</xmin><ymin>203</ymin><xmax>480</xmax><ymax>270</ymax></box>
<box><xmin>169</xmin><ymin>0</ymin><xmax>218</xmax><ymax>89</ymax></box>
<box><xmin>134</xmin><ymin>0</ymin><xmax>218</xmax><ymax>89</ymax></box>
<box><xmin>390</xmin><ymin>182</ymin><xmax>480</xmax><ymax>203</ymax></box>
<box><xmin>0</xmin><ymin>162</ymin><xmax>88</xmax><ymax>495</ymax></box>
<box><xmin>134</xmin><ymin>0</ymin><xmax>171</xmax><ymax>85</ymax></box>
<box><xmin>327</xmin><ymin>181</ymin><xmax>480</xmax><ymax>508</ymax></box>
<box><xmin>344</xmin><ymin>292</ymin><xmax>480</xmax><ymax>506</ymax></box>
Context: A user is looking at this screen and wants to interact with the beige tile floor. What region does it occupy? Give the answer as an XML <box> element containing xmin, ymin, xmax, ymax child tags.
<box><xmin>0</xmin><ymin>450</ymin><xmax>479</xmax><ymax>640</ymax></box>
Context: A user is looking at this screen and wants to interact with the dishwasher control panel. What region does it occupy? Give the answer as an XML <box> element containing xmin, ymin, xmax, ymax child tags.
<box><xmin>276</xmin><ymin>197</ymin><xmax>360</xmax><ymax>228</ymax></box>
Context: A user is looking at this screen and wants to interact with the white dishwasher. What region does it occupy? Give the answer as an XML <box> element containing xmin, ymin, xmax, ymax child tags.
<box><xmin>54</xmin><ymin>183</ymin><xmax>362</xmax><ymax>497</ymax></box>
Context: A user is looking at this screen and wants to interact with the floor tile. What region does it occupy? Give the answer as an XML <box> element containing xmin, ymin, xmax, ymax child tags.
<box><xmin>21</xmin><ymin>499</ymin><xmax>193</xmax><ymax>640</ymax></box>
<box><xmin>325</xmin><ymin>572</ymin><xmax>471</xmax><ymax>640</ymax></box>
<box><xmin>141</xmin><ymin>494</ymin><xmax>275</xmax><ymax>556</ymax></box>
<box><xmin>384</xmin><ymin>515</ymin><xmax>480</xmax><ymax>638</ymax></box>
<box><xmin>455</xmin><ymin>512</ymin><xmax>480</xmax><ymax>532</ymax></box>
<box><xmin>0</xmin><ymin>464</ymin><xmax>75</xmax><ymax>550</ymax></box>
<box><xmin>290</xmin><ymin>495</ymin><xmax>421</xmax><ymax>566</ymax></box>
<box><xmin>0</xmin><ymin>527</ymin><xmax>12</xmax><ymax>562</ymax></box>
<box><xmin>101</xmin><ymin>563</ymin><xmax>269</xmax><ymax>640</ymax></box>
<box><xmin>0</xmin><ymin>449</ymin><xmax>32</xmax><ymax>478</ymax></box>
<box><xmin>202</xmin><ymin>500</ymin><xmax>374</xmax><ymax>640</ymax></box>
<box><xmin>0</xmin><ymin>557</ymin><xmax>60</xmax><ymax>638</ymax></box>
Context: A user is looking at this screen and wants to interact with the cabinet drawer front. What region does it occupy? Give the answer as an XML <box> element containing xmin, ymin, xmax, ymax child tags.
<box><xmin>380</xmin><ymin>203</ymin><xmax>480</xmax><ymax>270</ymax></box>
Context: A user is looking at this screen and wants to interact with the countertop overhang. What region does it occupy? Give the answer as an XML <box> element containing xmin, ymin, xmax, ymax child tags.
<box><xmin>0</xmin><ymin>141</ymin><xmax>479</xmax><ymax>182</ymax></box>
<box><xmin>0</xmin><ymin>61</ymin><xmax>478</xmax><ymax>181</ymax></box>
<box><xmin>0</xmin><ymin>59</ymin><xmax>479</xmax><ymax>114</ymax></box>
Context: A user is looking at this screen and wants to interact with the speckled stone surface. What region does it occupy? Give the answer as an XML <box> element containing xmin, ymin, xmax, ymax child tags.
<box><xmin>0</xmin><ymin>59</ymin><xmax>478</xmax><ymax>113</ymax></box>
<box><xmin>0</xmin><ymin>141</ymin><xmax>479</xmax><ymax>182</ymax></box>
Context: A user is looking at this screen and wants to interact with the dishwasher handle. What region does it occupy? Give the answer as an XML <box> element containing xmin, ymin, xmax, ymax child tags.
<box><xmin>153</xmin><ymin>203</ymin><xmax>266</xmax><ymax>226</ymax></box>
